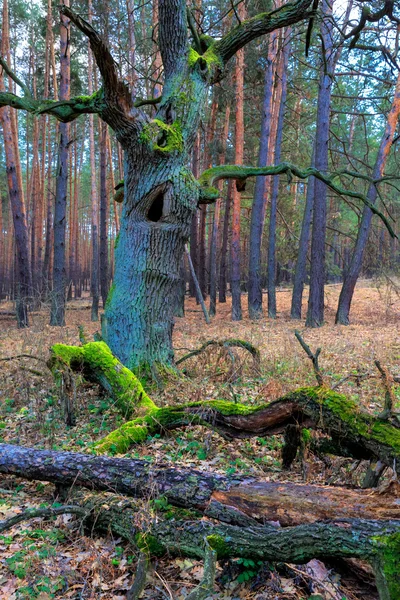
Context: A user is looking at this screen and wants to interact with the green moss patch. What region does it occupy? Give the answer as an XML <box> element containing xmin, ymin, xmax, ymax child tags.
<box><xmin>140</xmin><ymin>119</ymin><xmax>183</xmax><ymax>153</ymax></box>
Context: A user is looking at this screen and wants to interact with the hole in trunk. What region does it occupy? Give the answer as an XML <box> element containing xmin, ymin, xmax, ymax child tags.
<box><xmin>147</xmin><ymin>191</ymin><xmax>164</xmax><ymax>222</ymax></box>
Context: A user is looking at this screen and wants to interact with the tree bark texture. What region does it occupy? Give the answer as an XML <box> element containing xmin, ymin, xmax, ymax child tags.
<box><xmin>306</xmin><ymin>0</ymin><xmax>334</xmax><ymax>328</ymax></box>
<box><xmin>50</xmin><ymin>0</ymin><xmax>70</xmax><ymax>326</ymax></box>
<box><xmin>2</xmin><ymin>443</ymin><xmax>400</xmax><ymax>525</ymax></box>
<box><xmin>248</xmin><ymin>30</ymin><xmax>278</xmax><ymax>320</ymax></box>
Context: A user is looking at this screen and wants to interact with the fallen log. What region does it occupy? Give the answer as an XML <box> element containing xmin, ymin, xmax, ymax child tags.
<box><xmin>48</xmin><ymin>342</ymin><xmax>400</xmax><ymax>473</ymax></box>
<box><xmin>71</xmin><ymin>492</ymin><xmax>400</xmax><ymax>600</ymax></box>
<box><xmin>1</xmin><ymin>443</ymin><xmax>400</xmax><ymax>526</ymax></box>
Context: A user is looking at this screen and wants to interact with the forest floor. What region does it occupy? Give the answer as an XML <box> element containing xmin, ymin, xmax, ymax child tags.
<box><xmin>0</xmin><ymin>279</ymin><xmax>399</xmax><ymax>600</ymax></box>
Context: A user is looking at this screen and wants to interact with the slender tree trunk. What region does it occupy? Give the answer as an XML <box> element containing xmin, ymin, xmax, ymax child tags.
<box><xmin>267</xmin><ymin>30</ymin><xmax>290</xmax><ymax>318</ymax></box>
<box><xmin>0</xmin><ymin>0</ymin><xmax>31</xmax><ymax>327</ymax></box>
<box><xmin>231</xmin><ymin>1</ymin><xmax>246</xmax><ymax>321</ymax></box>
<box><xmin>248</xmin><ymin>30</ymin><xmax>279</xmax><ymax>319</ymax></box>
<box><xmin>305</xmin><ymin>0</ymin><xmax>334</xmax><ymax>328</ymax></box>
<box><xmin>50</xmin><ymin>0</ymin><xmax>70</xmax><ymax>326</ymax></box>
<box><xmin>336</xmin><ymin>71</ymin><xmax>400</xmax><ymax>324</ymax></box>
<box><xmin>219</xmin><ymin>180</ymin><xmax>233</xmax><ymax>303</ymax></box>
<box><xmin>209</xmin><ymin>104</ymin><xmax>230</xmax><ymax>316</ymax></box>
<box><xmin>88</xmin><ymin>0</ymin><xmax>99</xmax><ymax>321</ymax></box>
<box><xmin>291</xmin><ymin>142</ymin><xmax>316</xmax><ymax>319</ymax></box>
<box><xmin>189</xmin><ymin>132</ymin><xmax>200</xmax><ymax>299</ymax></box>
<box><xmin>100</xmin><ymin>121</ymin><xmax>110</xmax><ymax>308</ymax></box>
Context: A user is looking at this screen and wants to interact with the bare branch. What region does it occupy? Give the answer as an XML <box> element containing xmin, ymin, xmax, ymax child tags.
<box><xmin>60</xmin><ymin>5</ymin><xmax>130</xmax><ymax>107</ymax></box>
<box><xmin>0</xmin><ymin>505</ymin><xmax>88</xmax><ymax>534</ymax></box>
<box><xmin>198</xmin><ymin>162</ymin><xmax>397</xmax><ymax>237</ymax></box>
<box><xmin>375</xmin><ymin>360</ymin><xmax>396</xmax><ymax>420</ymax></box>
<box><xmin>294</xmin><ymin>330</ymin><xmax>324</xmax><ymax>386</ymax></box>
<box><xmin>344</xmin><ymin>0</ymin><xmax>400</xmax><ymax>49</ymax></box>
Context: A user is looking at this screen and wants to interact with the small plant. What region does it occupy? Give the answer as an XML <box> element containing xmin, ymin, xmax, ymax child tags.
<box><xmin>235</xmin><ymin>557</ymin><xmax>263</xmax><ymax>583</ymax></box>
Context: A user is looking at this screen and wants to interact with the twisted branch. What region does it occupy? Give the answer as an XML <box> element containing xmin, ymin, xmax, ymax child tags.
<box><xmin>198</xmin><ymin>162</ymin><xmax>396</xmax><ymax>237</ymax></box>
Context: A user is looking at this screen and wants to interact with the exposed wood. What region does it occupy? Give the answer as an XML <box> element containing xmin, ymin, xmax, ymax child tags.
<box><xmin>1</xmin><ymin>443</ymin><xmax>400</xmax><ymax>526</ymax></box>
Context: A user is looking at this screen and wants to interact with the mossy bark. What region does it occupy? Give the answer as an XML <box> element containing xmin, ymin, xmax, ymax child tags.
<box><xmin>38</xmin><ymin>490</ymin><xmax>400</xmax><ymax>600</ymax></box>
<box><xmin>49</xmin><ymin>341</ymin><xmax>156</xmax><ymax>418</ymax></box>
<box><xmin>50</xmin><ymin>342</ymin><xmax>400</xmax><ymax>471</ymax></box>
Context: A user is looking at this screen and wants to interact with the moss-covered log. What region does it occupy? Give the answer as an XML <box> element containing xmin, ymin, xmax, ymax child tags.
<box><xmin>69</xmin><ymin>492</ymin><xmax>400</xmax><ymax>600</ymax></box>
<box><xmin>1</xmin><ymin>443</ymin><xmax>400</xmax><ymax>525</ymax></box>
<box><xmin>95</xmin><ymin>386</ymin><xmax>400</xmax><ymax>470</ymax></box>
<box><xmin>49</xmin><ymin>342</ymin><xmax>400</xmax><ymax>470</ymax></box>
<box><xmin>48</xmin><ymin>342</ymin><xmax>156</xmax><ymax>418</ymax></box>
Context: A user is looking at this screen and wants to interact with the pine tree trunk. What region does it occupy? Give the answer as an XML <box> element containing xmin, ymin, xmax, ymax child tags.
<box><xmin>335</xmin><ymin>71</ymin><xmax>400</xmax><ymax>325</ymax></box>
<box><xmin>209</xmin><ymin>104</ymin><xmax>230</xmax><ymax>316</ymax></box>
<box><xmin>231</xmin><ymin>1</ymin><xmax>246</xmax><ymax>321</ymax></box>
<box><xmin>267</xmin><ymin>30</ymin><xmax>290</xmax><ymax>318</ymax></box>
<box><xmin>0</xmin><ymin>0</ymin><xmax>31</xmax><ymax>327</ymax></box>
<box><xmin>248</xmin><ymin>30</ymin><xmax>278</xmax><ymax>320</ymax></box>
<box><xmin>50</xmin><ymin>0</ymin><xmax>70</xmax><ymax>326</ymax></box>
<box><xmin>88</xmin><ymin>0</ymin><xmax>99</xmax><ymax>321</ymax></box>
<box><xmin>291</xmin><ymin>142</ymin><xmax>316</xmax><ymax>319</ymax></box>
<box><xmin>305</xmin><ymin>0</ymin><xmax>334</xmax><ymax>328</ymax></box>
<box><xmin>100</xmin><ymin>121</ymin><xmax>110</xmax><ymax>308</ymax></box>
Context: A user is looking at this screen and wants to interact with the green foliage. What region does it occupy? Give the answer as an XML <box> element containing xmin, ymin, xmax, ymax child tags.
<box><xmin>235</xmin><ymin>557</ymin><xmax>263</xmax><ymax>583</ymax></box>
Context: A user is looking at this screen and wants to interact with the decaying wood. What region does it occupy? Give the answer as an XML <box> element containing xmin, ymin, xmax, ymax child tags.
<box><xmin>1</xmin><ymin>443</ymin><xmax>400</xmax><ymax>526</ymax></box>
<box><xmin>67</xmin><ymin>491</ymin><xmax>400</xmax><ymax>600</ymax></box>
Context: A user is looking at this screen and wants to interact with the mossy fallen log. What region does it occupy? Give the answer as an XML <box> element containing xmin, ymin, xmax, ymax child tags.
<box><xmin>94</xmin><ymin>387</ymin><xmax>400</xmax><ymax>471</ymax></box>
<box><xmin>48</xmin><ymin>342</ymin><xmax>400</xmax><ymax>472</ymax></box>
<box><xmin>48</xmin><ymin>341</ymin><xmax>156</xmax><ymax>418</ymax></box>
<box><xmin>1</xmin><ymin>443</ymin><xmax>400</xmax><ymax>525</ymax></box>
<box><xmin>72</xmin><ymin>492</ymin><xmax>400</xmax><ymax>600</ymax></box>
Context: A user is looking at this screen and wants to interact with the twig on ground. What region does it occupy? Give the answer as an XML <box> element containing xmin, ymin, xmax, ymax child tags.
<box><xmin>294</xmin><ymin>331</ymin><xmax>324</xmax><ymax>386</ymax></box>
<box><xmin>0</xmin><ymin>505</ymin><xmax>89</xmax><ymax>533</ymax></box>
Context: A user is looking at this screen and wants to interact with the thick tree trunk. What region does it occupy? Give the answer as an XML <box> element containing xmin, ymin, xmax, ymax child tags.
<box><xmin>92</xmin><ymin>501</ymin><xmax>400</xmax><ymax>600</ymax></box>
<box><xmin>335</xmin><ymin>70</ymin><xmax>400</xmax><ymax>325</ymax></box>
<box><xmin>102</xmin><ymin>149</ymin><xmax>202</xmax><ymax>371</ymax></box>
